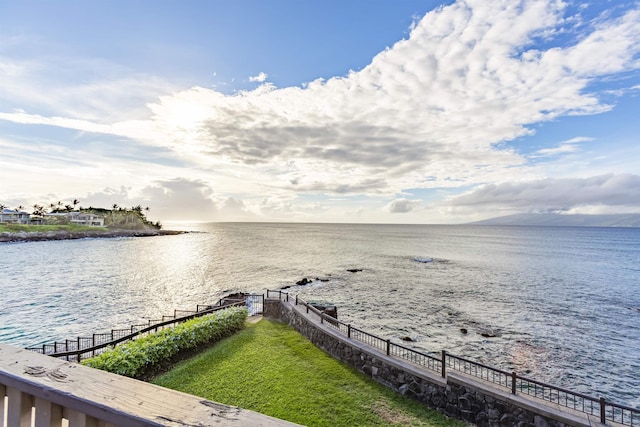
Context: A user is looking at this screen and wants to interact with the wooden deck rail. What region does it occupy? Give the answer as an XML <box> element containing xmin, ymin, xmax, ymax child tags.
<box><xmin>1</xmin><ymin>343</ymin><xmax>299</xmax><ymax>427</ymax></box>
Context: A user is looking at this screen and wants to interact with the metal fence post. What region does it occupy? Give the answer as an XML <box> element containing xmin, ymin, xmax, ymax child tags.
<box><xmin>600</xmin><ymin>397</ymin><xmax>606</xmax><ymax>424</ymax></box>
<box><xmin>348</xmin><ymin>324</ymin><xmax>351</xmax><ymax>338</ymax></box>
<box><xmin>511</xmin><ymin>372</ymin><xmax>517</xmax><ymax>395</ymax></box>
<box><xmin>320</xmin><ymin>313</ymin><xmax>324</xmax><ymax>324</ymax></box>
<box><xmin>441</xmin><ymin>350</ymin><xmax>446</xmax><ymax>378</ymax></box>
<box><xmin>295</xmin><ymin>294</ymin><xmax>298</xmax><ymax>305</ymax></box>
<box><xmin>386</xmin><ymin>339</ymin><xmax>390</xmax><ymax>355</ymax></box>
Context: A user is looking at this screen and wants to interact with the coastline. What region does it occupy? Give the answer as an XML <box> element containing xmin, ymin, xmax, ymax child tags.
<box><xmin>0</xmin><ymin>228</ymin><xmax>186</xmax><ymax>243</ymax></box>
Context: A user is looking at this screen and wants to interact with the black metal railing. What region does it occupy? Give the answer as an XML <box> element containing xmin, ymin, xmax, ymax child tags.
<box><xmin>26</xmin><ymin>294</ymin><xmax>264</xmax><ymax>362</ymax></box>
<box><xmin>266</xmin><ymin>289</ymin><xmax>640</xmax><ymax>426</ymax></box>
<box><xmin>445</xmin><ymin>352</ymin><xmax>511</xmax><ymax>389</ymax></box>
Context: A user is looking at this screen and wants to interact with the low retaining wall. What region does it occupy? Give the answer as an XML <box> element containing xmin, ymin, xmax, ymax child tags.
<box><xmin>265</xmin><ymin>298</ymin><xmax>603</xmax><ymax>427</ymax></box>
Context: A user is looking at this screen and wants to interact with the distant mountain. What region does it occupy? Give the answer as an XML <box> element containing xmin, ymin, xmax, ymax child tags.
<box><xmin>469</xmin><ymin>213</ymin><xmax>640</xmax><ymax>228</ymax></box>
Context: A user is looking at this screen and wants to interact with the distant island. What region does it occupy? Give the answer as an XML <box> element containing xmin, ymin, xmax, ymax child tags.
<box><xmin>469</xmin><ymin>213</ymin><xmax>640</xmax><ymax>228</ymax></box>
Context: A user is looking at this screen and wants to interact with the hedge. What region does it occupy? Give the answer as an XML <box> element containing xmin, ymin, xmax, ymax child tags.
<box><xmin>82</xmin><ymin>306</ymin><xmax>248</xmax><ymax>378</ymax></box>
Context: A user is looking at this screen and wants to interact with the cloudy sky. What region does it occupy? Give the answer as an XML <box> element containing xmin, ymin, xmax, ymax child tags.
<box><xmin>1</xmin><ymin>0</ymin><xmax>639</xmax><ymax>224</ymax></box>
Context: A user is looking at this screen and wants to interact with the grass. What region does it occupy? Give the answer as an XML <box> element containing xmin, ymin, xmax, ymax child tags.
<box><xmin>152</xmin><ymin>319</ymin><xmax>464</xmax><ymax>427</ymax></box>
<box><xmin>0</xmin><ymin>224</ymin><xmax>107</xmax><ymax>233</ymax></box>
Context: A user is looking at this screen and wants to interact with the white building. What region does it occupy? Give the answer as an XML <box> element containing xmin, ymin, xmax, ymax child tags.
<box><xmin>0</xmin><ymin>208</ymin><xmax>31</xmax><ymax>224</ymax></box>
<box><xmin>45</xmin><ymin>212</ymin><xmax>105</xmax><ymax>227</ymax></box>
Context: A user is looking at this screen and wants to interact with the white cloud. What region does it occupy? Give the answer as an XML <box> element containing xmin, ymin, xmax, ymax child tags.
<box><xmin>444</xmin><ymin>174</ymin><xmax>640</xmax><ymax>215</ymax></box>
<box><xmin>249</xmin><ymin>72</ymin><xmax>268</xmax><ymax>83</ymax></box>
<box><xmin>0</xmin><ymin>51</ymin><xmax>177</xmax><ymax>122</ymax></box>
<box><xmin>385</xmin><ymin>198</ymin><xmax>422</xmax><ymax>213</ymax></box>
<box><xmin>138</xmin><ymin>0</ymin><xmax>640</xmax><ymax>195</ymax></box>
<box><xmin>533</xmin><ymin>137</ymin><xmax>594</xmax><ymax>157</ymax></box>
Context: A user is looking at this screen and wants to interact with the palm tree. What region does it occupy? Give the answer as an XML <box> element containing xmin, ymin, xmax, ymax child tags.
<box><xmin>32</xmin><ymin>204</ymin><xmax>46</xmax><ymax>224</ymax></box>
<box><xmin>111</xmin><ymin>204</ymin><xmax>119</xmax><ymax>227</ymax></box>
<box><xmin>16</xmin><ymin>205</ymin><xmax>25</xmax><ymax>224</ymax></box>
<box><xmin>0</xmin><ymin>203</ymin><xmax>5</xmax><ymax>223</ymax></box>
<box><xmin>73</xmin><ymin>199</ymin><xmax>80</xmax><ymax>211</ymax></box>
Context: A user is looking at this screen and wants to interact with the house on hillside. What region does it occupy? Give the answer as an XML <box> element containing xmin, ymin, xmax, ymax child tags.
<box><xmin>45</xmin><ymin>212</ymin><xmax>105</xmax><ymax>227</ymax></box>
<box><xmin>0</xmin><ymin>208</ymin><xmax>31</xmax><ymax>224</ymax></box>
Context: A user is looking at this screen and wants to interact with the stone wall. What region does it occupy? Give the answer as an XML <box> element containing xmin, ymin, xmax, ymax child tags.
<box><xmin>264</xmin><ymin>298</ymin><xmax>598</xmax><ymax>427</ymax></box>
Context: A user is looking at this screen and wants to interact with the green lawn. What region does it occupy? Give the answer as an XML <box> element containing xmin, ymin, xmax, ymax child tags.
<box><xmin>152</xmin><ymin>319</ymin><xmax>464</xmax><ymax>427</ymax></box>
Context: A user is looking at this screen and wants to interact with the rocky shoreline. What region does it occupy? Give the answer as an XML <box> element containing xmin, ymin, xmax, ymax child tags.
<box><xmin>0</xmin><ymin>228</ymin><xmax>186</xmax><ymax>243</ymax></box>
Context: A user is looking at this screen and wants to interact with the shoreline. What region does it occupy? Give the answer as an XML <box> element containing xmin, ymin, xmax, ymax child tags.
<box><xmin>0</xmin><ymin>228</ymin><xmax>187</xmax><ymax>243</ymax></box>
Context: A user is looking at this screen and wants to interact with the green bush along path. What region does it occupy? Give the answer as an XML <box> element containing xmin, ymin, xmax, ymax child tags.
<box><xmin>152</xmin><ymin>319</ymin><xmax>463</xmax><ymax>427</ymax></box>
<box><xmin>82</xmin><ymin>307</ymin><xmax>247</xmax><ymax>379</ymax></box>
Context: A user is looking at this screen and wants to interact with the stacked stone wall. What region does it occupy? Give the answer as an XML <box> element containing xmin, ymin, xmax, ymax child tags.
<box><xmin>264</xmin><ymin>298</ymin><xmax>595</xmax><ymax>427</ymax></box>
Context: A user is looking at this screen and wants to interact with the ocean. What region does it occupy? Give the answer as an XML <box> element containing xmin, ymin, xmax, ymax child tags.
<box><xmin>1</xmin><ymin>223</ymin><xmax>638</xmax><ymax>407</ymax></box>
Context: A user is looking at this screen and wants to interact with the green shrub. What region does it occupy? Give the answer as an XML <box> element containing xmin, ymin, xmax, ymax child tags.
<box><xmin>82</xmin><ymin>306</ymin><xmax>248</xmax><ymax>378</ymax></box>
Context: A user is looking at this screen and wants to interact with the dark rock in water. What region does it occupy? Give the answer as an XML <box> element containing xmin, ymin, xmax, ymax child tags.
<box><xmin>315</xmin><ymin>277</ymin><xmax>330</xmax><ymax>282</ymax></box>
<box><xmin>401</xmin><ymin>336</ymin><xmax>416</xmax><ymax>342</ymax></box>
<box><xmin>309</xmin><ymin>303</ymin><xmax>338</xmax><ymax>319</ymax></box>
<box><xmin>479</xmin><ymin>330</ymin><xmax>500</xmax><ymax>338</ymax></box>
<box><xmin>346</xmin><ymin>269</ymin><xmax>363</xmax><ymax>273</ymax></box>
<box><xmin>220</xmin><ymin>292</ymin><xmax>247</xmax><ymax>305</ymax></box>
<box><xmin>280</xmin><ymin>285</ymin><xmax>292</xmax><ymax>290</ymax></box>
<box><xmin>296</xmin><ymin>278</ymin><xmax>311</xmax><ymax>286</ymax></box>
<box><xmin>460</xmin><ymin>328</ymin><xmax>468</xmax><ymax>334</ymax></box>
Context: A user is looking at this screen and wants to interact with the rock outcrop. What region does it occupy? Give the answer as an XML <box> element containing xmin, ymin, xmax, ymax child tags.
<box><xmin>0</xmin><ymin>229</ymin><xmax>185</xmax><ymax>243</ymax></box>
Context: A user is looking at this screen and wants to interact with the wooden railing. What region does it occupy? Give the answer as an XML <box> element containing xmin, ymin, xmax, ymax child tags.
<box><xmin>0</xmin><ymin>342</ymin><xmax>297</xmax><ymax>427</ymax></box>
<box><xmin>2</xmin><ymin>295</ymin><xmax>295</xmax><ymax>427</ymax></box>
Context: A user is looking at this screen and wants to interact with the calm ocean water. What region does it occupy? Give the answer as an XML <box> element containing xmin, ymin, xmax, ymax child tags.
<box><xmin>1</xmin><ymin>223</ymin><xmax>639</xmax><ymax>407</ymax></box>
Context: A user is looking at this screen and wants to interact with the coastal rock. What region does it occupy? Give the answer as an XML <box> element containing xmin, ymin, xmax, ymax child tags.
<box><xmin>309</xmin><ymin>303</ymin><xmax>337</xmax><ymax>319</ymax></box>
<box><xmin>460</xmin><ymin>328</ymin><xmax>468</xmax><ymax>334</ymax></box>
<box><xmin>479</xmin><ymin>330</ymin><xmax>501</xmax><ymax>338</ymax></box>
<box><xmin>296</xmin><ymin>278</ymin><xmax>311</xmax><ymax>286</ymax></box>
<box><xmin>346</xmin><ymin>269</ymin><xmax>363</xmax><ymax>273</ymax></box>
<box><xmin>0</xmin><ymin>228</ymin><xmax>184</xmax><ymax>243</ymax></box>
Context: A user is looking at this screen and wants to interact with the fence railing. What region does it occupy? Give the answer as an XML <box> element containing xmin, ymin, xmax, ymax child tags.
<box><xmin>25</xmin><ymin>294</ymin><xmax>263</xmax><ymax>362</ymax></box>
<box><xmin>266</xmin><ymin>289</ymin><xmax>640</xmax><ymax>426</ymax></box>
<box><xmin>2</xmin><ymin>341</ymin><xmax>292</xmax><ymax>427</ymax></box>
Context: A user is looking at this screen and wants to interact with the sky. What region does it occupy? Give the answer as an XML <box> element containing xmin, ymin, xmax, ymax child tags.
<box><xmin>1</xmin><ymin>0</ymin><xmax>639</xmax><ymax>224</ymax></box>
